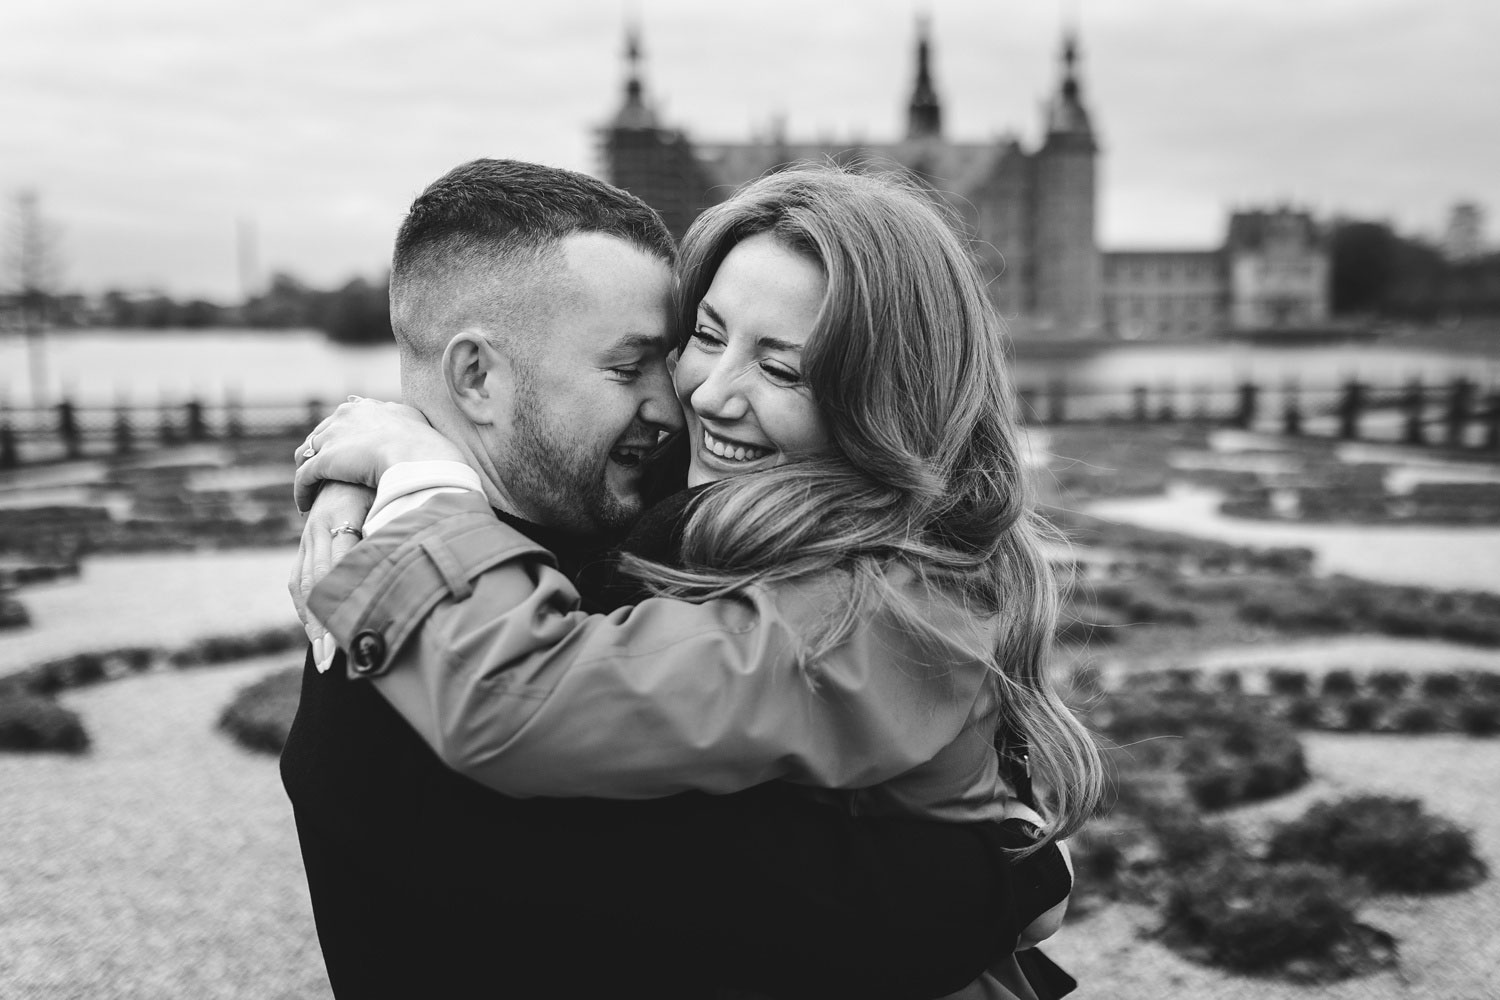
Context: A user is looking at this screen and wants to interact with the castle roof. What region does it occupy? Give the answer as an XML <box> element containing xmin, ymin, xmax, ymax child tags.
<box><xmin>694</xmin><ymin>137</ymin><xmax>1026</xmax><ymax>198</ymax></box>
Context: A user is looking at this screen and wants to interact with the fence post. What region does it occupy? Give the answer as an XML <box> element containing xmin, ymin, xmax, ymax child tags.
<box><xmin>185</xmin><ymin>398</ymin><xmax>208</xmax><ymax>441</ymax></box>
<box><xmin>1338</xmin><ymin>380</ymin><xmax>1364</xmax><ymax>441</ymax></box>
<box><xmin>0</xmin><ymin>404</ymin><xmax>15</xmax><ymax>469</ymax></box>
<box><xmin>158</xmin><ymin>399</ymin><xmax>177</xmax><ymax>445</ymax></box>
<box><xmin>1446</xmin><ymin>377</ymin><xmax>1473</xmax><ymax>448</ymax></box>
<box><xmin>113</xmin><ymin>403</ymin><xmax>133</xmax><ymax>454</ymax></box>
<box><xmin>1485</xmin><ymin>391</ymin><xmax>1500</xmax><ymax>452</ymax></box>
<box><xmin>1046</xmin><ymin>380</ymin><xmax>1066</xmax><ymax>425</ymax></box>
<box><xmin>56</xmin><ymin>398</ymin><xmax>82</xmax><ymax>459</ymax></box>
<box><xmin>225</xmin><ymin>391</ymin><xmax>243</xmax><ymax>440</ymax></box>
<box><xmin>1132</xmin><ymin>385</ymin><xmax>1148</xmax><ymax>423</ymax></box>
<box><xmin>1282</xmin><ymin>381</ymin><xmax>1302</xmax><ymax>436</ymax></box>
<box><xmin>1403</xmin><ymin>378</ymin><xmax>1425</xmax><ymax>445</ymax></box>
<box><xmin>1235</xmin><ymin>381</ymin><xmax>1259</xmax><ymax>430</ymax></box>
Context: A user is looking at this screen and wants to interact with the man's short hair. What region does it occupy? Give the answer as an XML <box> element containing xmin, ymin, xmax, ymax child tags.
<box><xmin>390</xmin><ymin>158</ymin><xmax>675</xmax><ymax>361</ymax></box>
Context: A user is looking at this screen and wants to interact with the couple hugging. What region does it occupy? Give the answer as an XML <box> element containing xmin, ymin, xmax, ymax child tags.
<box><xmin>281</xmin><ymin>157</ymin><xmax>1103</xmax><ymax>999</ymax></box>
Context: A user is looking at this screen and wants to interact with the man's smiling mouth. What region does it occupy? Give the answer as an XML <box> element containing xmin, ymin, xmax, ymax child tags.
<box><xmin>702</xmin><ymin>429</ymin><xmax>772</xmax><ymax>463</ymax></box>
<box><xmin>609</xmin><ymin>443</ymin><xmax>651</xmax><ymax>468</ymax></box>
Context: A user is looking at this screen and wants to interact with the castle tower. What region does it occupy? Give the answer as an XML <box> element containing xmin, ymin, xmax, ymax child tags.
<box><xmin>1029</xmin><ymin>31</ymin><xmax>1102</xmax><ymax>336</ymax></box>
<box><xmin>906</xmin><ymin>16</ymin><xmax>943</xmax><ymax>140</ymax></box>
<box><xmin>598</xmin><ymin>25</ymin><xmax>715</xmax><ymax>238</ymax></box>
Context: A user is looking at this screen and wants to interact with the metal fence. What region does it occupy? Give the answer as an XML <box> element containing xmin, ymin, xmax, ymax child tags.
<box><xmin>1</xmin><ymin>377</ymin><xmax>1498</xmax><ymax>469</ymax></box>
<box><xmin>0</xmin><ymin>398</ymin><xmax>330</xmax><ymax>467</ymax></box>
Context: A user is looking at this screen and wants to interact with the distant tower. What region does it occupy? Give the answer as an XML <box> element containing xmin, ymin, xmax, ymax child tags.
<box><xmin>236</xmin><ymin>217</ymin><xmax>260</xmax><ymax>304</ymax></box>
<box><xmin>597</xmin><ymin>24</ymin><xmax>715</xmax><ymax>238</ymax></box>
<box><xmin>1444</xmin><ymin>201</ymin><xmax>1485</xmax><ymax>261</ymax></box>
<box><xmin>1030</xmin><ymin>30</ymin><xmax>1101</xmax><ymax>336</ymax></box>
<box><xmin>906</xmin><ymin>16</ymin><xmax>943</xmax><ymax>140</ymax></box>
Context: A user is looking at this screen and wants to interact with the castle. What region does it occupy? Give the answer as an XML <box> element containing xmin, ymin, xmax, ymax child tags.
<box><xmin>599</xmin><ymin>22</ymin><xmax>1330</xmax><ymax>341</ymax></box>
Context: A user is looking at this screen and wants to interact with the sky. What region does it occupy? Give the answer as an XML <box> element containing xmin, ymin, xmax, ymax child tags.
<box><xmin>3</xmin><ymin>0</ymin><xmax>1496</xmax><ymax>301</ymax></box>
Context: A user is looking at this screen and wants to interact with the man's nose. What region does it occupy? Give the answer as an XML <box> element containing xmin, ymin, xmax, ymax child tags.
<box><xmin>640</xmin><ymin>369</ymin><xmax>686</xmax><ymax>433</ymax></box>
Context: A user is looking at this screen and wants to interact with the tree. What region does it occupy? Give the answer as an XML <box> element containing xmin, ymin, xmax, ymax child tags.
<box><xmin>4</xmin><ymin>190</ymin><xmax>65</xmax><ymax>406</ymax></box>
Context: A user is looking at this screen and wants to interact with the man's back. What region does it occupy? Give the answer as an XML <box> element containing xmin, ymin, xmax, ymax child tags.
<box><xmin>281</xmin><ymin>648</ymin><xmax>718</xmax><ymax>997</ymax></box>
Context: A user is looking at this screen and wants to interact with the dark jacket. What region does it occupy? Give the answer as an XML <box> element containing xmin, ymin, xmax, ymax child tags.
<box><xmin>281</xmin><ymin>509</ymin><xmax>1069</xmax><ymax>999</ymax></box>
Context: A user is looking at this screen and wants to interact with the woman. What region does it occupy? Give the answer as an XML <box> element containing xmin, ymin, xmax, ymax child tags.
<box><xmin>299</xmin><ymin>165</ymin><xmax>1101</xmax><ymax>995</ymax></box>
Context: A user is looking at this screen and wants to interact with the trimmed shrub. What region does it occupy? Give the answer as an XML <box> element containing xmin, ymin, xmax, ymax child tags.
<box><xmin>1268</xmin><ymin>795</ymin><xmax>1488</xmax><ymax>893</ymax></box>
<box><xmin>1268</xmin><ymin>669</ymin><xmax>1310</xmax><ymax>696</ymax></box>
<box><xmin>1475</xmin><ymin>672</ymin><xmax>1500</xmax><ymax>697</ymax></box>
<box><xmin>0</xmin><ymin>594</ymin><xmax>30</xmax><ymax>630</ymax></box>
<box><xmin>1094</xmin><ymin>688</ymin><xmax>1309</xmax><ymax>811</ymax></box>
<box><xmin>1321</xmin><ymin>670</ymin><xmax>1358</xmax><ymax>697</ymax></box>
<box><xmin>1146</xmin><ymin>807</ymin><xmax>1240</xmax><ymax>867</ymax></box>
<box><xmin>171</xmin><ymin>626</ymin><xmax>303</xmax><ymax>668</ymax></box>
<box><xmin>1419</xmin><ymin>672</ymin><xmax>1464</xmax><ymax>699</ymax></box>
<box><xmin>1217</xmin><ymin>670</ymin><xmax>1243</xmax><ymax>694</ymax></box>
<box><xmin>0</xmin><ymin>694</ymin><xmax>90</xmax><ymax>753</ymax></box>
<box><xmin>1368</xmin><ymin>670</ymin><xmax>1412</xmax><ymax>698</ymax></box>
<box><xmin>218</xmin><ymin>665</ymin><xmax>302</xmax><ymax>754</ymax></box>
<box><xmin>1395</xmin><ymin>703</ymin><xmax>1441</xmax><ymax>734</ymax></box>
<box><xmin>1161</xmin><ymin>857</ymin><xmax>1372</xmax><ymax>973</ymax></box>
<box><xmin>1458</xmin><ymin>699</ymin><xmax>1500</xmax><ymax>737</ymax></box>
<box><xmin>1284</xmin><ymin>695</ymin><xmax>1325</xmax><ymax>729</ymax></box>
<box><xmin>1341</xmin><ymin>696</ymin><xmax>1385</xmax><ymax>733</ymax></box>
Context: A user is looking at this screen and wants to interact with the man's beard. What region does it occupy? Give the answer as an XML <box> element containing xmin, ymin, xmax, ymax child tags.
<box><xmin>507</xmin><ymin>386</ymin><xmax>642</xmax><ymax>536</ymax></box>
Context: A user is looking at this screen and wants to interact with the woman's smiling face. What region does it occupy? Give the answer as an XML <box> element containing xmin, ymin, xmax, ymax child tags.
<box><xmin>675</xmin><ymin>233</ymin><xmax>833</xmax><ymax>487</ymax></box>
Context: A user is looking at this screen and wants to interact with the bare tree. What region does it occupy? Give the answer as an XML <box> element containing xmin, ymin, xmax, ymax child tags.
<box><xmin>4</xmin><ymin>190</ymin><xmax>65</xmax><ymax>407</ymax></box>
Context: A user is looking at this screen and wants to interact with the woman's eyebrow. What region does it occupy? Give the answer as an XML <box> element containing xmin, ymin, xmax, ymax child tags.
<box><xmin>755</xmin><ymin>336</ymin><xmax>803</xmax><ymax>353</ymax></box>
<box><xmin>698</xmin><ymin>300</ymin><xmax>726</xmax><ymax>326</ymax></box>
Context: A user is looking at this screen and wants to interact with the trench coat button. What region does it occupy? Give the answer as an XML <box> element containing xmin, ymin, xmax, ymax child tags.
<box><xmin>348</xmin><ymin>629</ymin><xmax>387</xmax><ymax>676</ymax></box>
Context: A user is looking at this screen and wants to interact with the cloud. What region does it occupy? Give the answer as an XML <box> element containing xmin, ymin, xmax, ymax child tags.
<box><xmin>2</xmin><ymin>0</ymin><xmax>1495</xmax><ymax>297</ymax></box>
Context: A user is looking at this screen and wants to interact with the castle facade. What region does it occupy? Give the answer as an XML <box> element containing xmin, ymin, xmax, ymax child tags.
<box><xmin>599</xmin><ymin>23</ymin><xmax>1329</xmax><ymax>341</ymax></box>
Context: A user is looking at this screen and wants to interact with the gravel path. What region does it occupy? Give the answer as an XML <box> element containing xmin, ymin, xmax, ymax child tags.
<box><xmin>0</xmin><ymin>657</ymin><xmax>331</xmax><ymax>1000</ymax></box>
<box><xmin>7</xmin><ymin>656</ymin><xmax>1497</xmax><ymax>998</ymax></box>
<box><xmin>0</xmin><ymin>548</ymin><xmax>299</xmax><ymax>673</ymax></box>
<box><xmin>1050</xmin><ymin>733</ymin><xmax>1500</xmax><ymax>999</ymax></box>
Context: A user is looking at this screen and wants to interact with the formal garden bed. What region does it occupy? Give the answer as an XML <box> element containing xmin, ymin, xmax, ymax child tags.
<box><xmin>1075</xmin><ymin>684</ymin><xmax>1490</xmax><ymax>983</ymax></box>
<box><xmin>0</xmin><ymin>625</ymin><xmax>304</xmax><ymax>754</ymax></box>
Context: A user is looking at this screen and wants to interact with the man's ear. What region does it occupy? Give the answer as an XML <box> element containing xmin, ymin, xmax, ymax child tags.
<box><xmin>442</xmin><ymin>330</ymin><xmax>513</xmax><ymax>426</ymax></box>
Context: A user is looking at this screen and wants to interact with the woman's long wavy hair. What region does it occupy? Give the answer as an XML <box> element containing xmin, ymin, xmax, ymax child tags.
<box><xmin>624</xmin><ymin>164</ymin><xmax>1103</xmax><ymax>847</ymax></box>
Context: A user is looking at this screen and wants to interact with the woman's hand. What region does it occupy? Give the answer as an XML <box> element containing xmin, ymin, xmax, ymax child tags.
<box><xmin>290</xmin><ymin>480</ymin><xmax>377</xmax><ymax>670</ymax></box>
<box><xmin>293</xmin><ymin>397</ymin><xmax>465</xmax><ymax>512</ymax></box>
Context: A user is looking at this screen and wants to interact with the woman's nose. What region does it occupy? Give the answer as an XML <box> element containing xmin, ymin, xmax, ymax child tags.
<box><xmin>689</xmin><ymin>358</ymin><xmax>749</xmax><ymax>422</ymax></box>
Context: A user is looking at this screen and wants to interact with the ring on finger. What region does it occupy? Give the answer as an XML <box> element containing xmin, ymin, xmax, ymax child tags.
<box><xmin>302</xmin><ymin>436</ymin><xmax>317</xmax><ymax>459</ymax></box>
<box><xmin>329</xmin><ymin>523</ymin><xmax>364</xmax><ymax>541</ymax></box>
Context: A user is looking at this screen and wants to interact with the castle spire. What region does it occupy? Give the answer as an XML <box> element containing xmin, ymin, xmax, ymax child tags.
<box><xmin>906</xmin><ymin>15</ymin><xmax>943</xmax><ymax>139</ymax></box>
<box><xmin>1044</xmin><ymin>29</ymin><xmax>1095</xmax><ymax>141</ymax></box>
<box><xmin>612</xmin><ymin>21</ymin><xmax>657</xmax><ymax>129</ymax></box>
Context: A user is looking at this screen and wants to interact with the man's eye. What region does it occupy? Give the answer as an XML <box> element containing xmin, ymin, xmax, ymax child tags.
<box><xmin>608</xmin><ymin>367</ymin><xmax>642</xmax><ymax>382</ymax></box>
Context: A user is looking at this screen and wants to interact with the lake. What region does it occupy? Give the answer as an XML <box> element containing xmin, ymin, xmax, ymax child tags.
<box><xmin>3</xmin><ymin>329</ymin><xmax>1498</xmax><ymax>407</ymax></box>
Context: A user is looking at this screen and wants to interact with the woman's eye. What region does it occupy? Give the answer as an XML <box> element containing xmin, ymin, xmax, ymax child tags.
<box><xmin>762</xmin><ymin>363</ymin><xmax>802</xmax><ymax>386</ymax></box>
<box><xmin>690</xmin><ymin>327</ymin><xmax>723</xmax><ymax>349</ymax></box>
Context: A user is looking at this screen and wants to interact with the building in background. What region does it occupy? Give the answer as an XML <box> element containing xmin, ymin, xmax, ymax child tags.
<box><xmin>1444</xmin><ymin>202</ymin><xmax>1486</xmax><ymax>262</ymax></box>
<box><xmin>599</xmin><ymin>21</ymin><xmax>1329</xmax><ymax>341</ymax></box>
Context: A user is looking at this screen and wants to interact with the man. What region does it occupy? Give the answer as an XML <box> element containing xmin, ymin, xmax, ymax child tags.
<box><xmin>282</xmin><ymin>159</ymin><xmax>1067</xmax><ymax>998</ymax></box>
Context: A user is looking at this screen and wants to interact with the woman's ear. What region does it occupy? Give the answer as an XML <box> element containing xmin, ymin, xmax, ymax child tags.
<box><xmin>442</xmin><ymin>330</ymin><xmax>513</xmax><ymax>427</ymax></box>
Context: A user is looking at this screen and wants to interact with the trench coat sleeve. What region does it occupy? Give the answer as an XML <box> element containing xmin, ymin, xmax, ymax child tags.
<box><xmin>307</xmin><ymin>491</ymin><xmax>993</xmax><ymax>799</ymax></box>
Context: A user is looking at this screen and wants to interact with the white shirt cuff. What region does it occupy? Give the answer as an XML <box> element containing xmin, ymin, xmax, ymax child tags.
<box><xmin>365</xmin><ymin>460</ymin><xmax>483</xmax><ymax>535</ymax></box>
